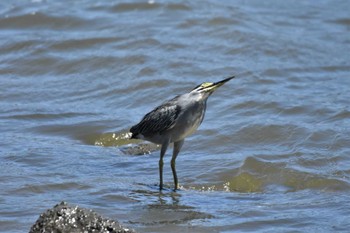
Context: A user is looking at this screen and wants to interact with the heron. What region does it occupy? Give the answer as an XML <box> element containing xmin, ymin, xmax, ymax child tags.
<box><xmin>130</xmin><ymin>76</ymin><xmax>235</xmax><ymax>190</ymax></box>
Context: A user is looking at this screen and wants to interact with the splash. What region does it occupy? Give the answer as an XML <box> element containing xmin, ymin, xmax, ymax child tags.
<box><xmin>94</xmin><ymin>131</ymin><xmax>160</xmax><ymax>155</ymax></box>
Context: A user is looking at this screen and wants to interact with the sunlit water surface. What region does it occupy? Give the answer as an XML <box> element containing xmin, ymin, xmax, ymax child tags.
<box><xmin>1</xmin><ymin>0</ymin><xmax>350</xmax><ymax>232</ymax></box>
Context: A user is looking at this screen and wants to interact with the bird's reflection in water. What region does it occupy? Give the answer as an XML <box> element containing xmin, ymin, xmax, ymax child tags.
<box><xmin>130</xmin><ymin>183</ymin><xmax>181</xmax><ymax>206</ymax></box>
<box><xmin>129</xmin><ymin>185</ymin><xmax>212</xmax><ymax>226</ymax></box>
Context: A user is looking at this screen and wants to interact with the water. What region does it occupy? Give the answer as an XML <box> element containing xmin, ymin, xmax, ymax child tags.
<box><xmin>1</xmin><ymin>0</ymin><xmax>350</xmax><ymax>232</ymax></box>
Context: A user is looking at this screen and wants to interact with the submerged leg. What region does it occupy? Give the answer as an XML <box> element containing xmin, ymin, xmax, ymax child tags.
<box><xmin>171</xmin><ymin>139</ymin><xmax>184</xmax><ymax>190</ymax></box>
<box><xmin>159</xmin><ymin>140</ymin><xmax>169</xmax><ymax>190</ymax></box>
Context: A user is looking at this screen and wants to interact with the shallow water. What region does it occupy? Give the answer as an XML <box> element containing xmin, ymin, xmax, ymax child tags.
<box><xmin>1</xmin><ymin>0</ymin><xmax>350</xmax><ymax>232</ymax></box>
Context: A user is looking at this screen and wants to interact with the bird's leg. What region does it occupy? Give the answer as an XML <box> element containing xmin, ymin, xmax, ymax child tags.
<box><xmin>171</xmin><ymin>139</ymin><xmax>184</xmax><ymax>191</ymax></box>
<box><xmin>159</xmin><ymin>140</ymin><xmax>169</xmax><ymax>190</ymax></box>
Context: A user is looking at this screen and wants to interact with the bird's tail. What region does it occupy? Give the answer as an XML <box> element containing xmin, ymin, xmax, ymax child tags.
<box><xmin>130</xmin><ymin>132</ymin><xmax>139</xmax><ymax>139</ymax></box>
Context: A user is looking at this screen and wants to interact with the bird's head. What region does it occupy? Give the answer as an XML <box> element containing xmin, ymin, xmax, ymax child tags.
<box><xmin>190</xmin><ymin>76</ymin><xmax>235</xmax><ymax>97</ymax></box>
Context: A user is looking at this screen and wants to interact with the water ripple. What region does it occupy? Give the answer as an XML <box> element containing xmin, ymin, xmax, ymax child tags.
<box><xmin>0</xmin><ymin>12</ymin><xmax>95</xmax><ymax>30</ymax></box>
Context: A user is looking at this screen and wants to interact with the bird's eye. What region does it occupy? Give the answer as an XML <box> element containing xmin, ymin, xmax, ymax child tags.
<box><xmin>192</xmin><ymin>82</ymin><xmax>213</xmax><ymax>91</ymax></box>
<box><xmin>201</xmin><ymin>82</ymin><xmax>213</xmax><ymax>88</ymax></box>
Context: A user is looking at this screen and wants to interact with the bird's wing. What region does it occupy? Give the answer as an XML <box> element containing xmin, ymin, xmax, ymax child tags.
<box><xmin>130</xmin><ymin>100</ymin><xmax>181</xmax><ymax>136</ymax></box>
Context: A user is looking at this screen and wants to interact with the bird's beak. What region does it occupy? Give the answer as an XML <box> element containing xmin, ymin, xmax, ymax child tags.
<box><xmin>213</xmin><ymin>76</ymin><xmax>235</xmax><ymax>87</ymax></box>
<box><xmin>206</xmin><ymin>76</ymin><xmax>235</xmax><ymax>92</ymax></box>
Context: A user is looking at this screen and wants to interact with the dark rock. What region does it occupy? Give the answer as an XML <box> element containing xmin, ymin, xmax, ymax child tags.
<box><xmin>29</xmin><ymin>201</ymin><xmax>135</xmax><ymax>233</ymax></box>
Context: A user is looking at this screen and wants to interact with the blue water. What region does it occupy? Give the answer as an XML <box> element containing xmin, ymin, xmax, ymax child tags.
<box><xmin>1</xmin><ymin>0</ymin><xmax>350</xmax><ymax>232</ymax></box>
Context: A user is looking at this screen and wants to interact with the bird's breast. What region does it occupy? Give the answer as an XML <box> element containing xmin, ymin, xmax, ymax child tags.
<box><xmin>170</xmin><ymin>102</ymin><xmax>206</xmax><ymax>142</ymax></box>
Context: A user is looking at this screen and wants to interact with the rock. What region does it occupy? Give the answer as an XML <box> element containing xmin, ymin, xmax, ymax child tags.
<box><xmin>29</xmin><ymin>201</ymin><xmax>135</xmax><ymax>233</ymax></box>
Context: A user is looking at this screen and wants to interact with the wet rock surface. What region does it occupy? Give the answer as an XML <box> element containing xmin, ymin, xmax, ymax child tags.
<box><xmin>29</xmin><ymin>201</ymin><xmax>135</xmax><ymax>233</ymax></box>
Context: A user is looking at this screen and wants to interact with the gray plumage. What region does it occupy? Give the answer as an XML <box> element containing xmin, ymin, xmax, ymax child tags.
<box><xmin>130</xmin><ymin>76</ymin><xmax>235</xmax><ymax>190</ymax></box>
<box><xmin>130</xmin><ymin>97</ymin><xmax>182</xmax><ymax>139</ymax></box>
